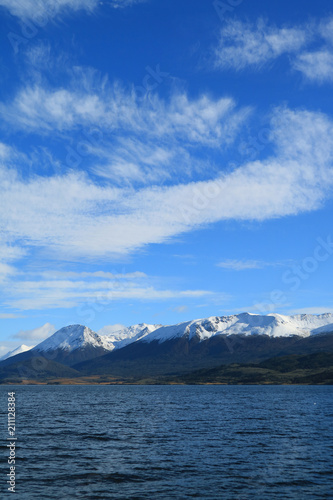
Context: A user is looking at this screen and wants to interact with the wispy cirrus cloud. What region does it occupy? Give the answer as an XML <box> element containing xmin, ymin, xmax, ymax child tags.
<box><xmin>40</xmin><ymin>270</ymin><xmax>148</xmax><ymax>280</ymax></box>
<box><xmin>6</xmin><ymin>280</ymin><xmax>213</xmax><ymax>311</ymax></box>
<box><xmin>0</xmin><ymin>73</ymin><xmax>251</xmax><ymax>185</ymax></box>
<box><xmin>109</xmin><ymin>0</ymin><xmax>148</xmax><ymax>8</ymax></box>
<box><xmin>0</xmin><ymin>0</ymin><xmax>99</xmax><ymax>20</ymax></box>
<box><xmin>0</xmin><ymin>82</ymin><xmax>250</xmax><ymax>146</ymax></box>
<box><xmin>214</xmin><ymin>18</ymin><xmax>310</xmax><ymax>70</ymax></box>
<box><xmin>320</xmin><ymin>18</ymin><xmax>333</xmax><ymax>45</ymax></box>
<box><xmin>1</xmin><ymin>267</ymin><xmax>213</xmax><ymax>311</ymax></box>
<box><xmin>217</xmin><ymin>260</ymin><xmax>283</xmax><ymax>271</ymax></box>
<box><xmin>292</xmin><ymin>18</ymin><xmax>333</xmax><ymax>83</ymax></box>
<box><xmin>294</xmin><ymin>50</ymin><xmax>333</xmax><ymax>83</ymax></box>
<box><xmin>213</xmin><ymin>16</ymin><xmax>333</xmax><ymax>84</ymax></box>
<box><xmin>0</xmin><ymin>238</ymin><xmax>24</xmax><ymax>284</ymax></box>
<box><xmin>172</xmin><ymin>305</ymin><xmax>188</xmax><ymax>313</ymax></box>
<box><xmin>0</xmin><ymin>0</ymin><xmax>146</xmax><ymax>21</ymax></box>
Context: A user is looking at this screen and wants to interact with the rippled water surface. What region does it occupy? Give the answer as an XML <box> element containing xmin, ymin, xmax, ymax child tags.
<box><xmin>1</xmin><ymin>385</ymin><xmax>333</xmax><ymax>499</ymax></box>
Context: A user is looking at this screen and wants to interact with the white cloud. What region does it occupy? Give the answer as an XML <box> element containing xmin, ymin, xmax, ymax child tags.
<box><xmin>0</xmin><ymin>242</ymin><xmax>22</xmax><ymax>284</ymax></box>
<box><xmin>0</xmin><ymin>263</ymin><xmax>17</xmax><ymax>278</ymax></box>
<box><xmin>0</xmin><ymin>0</ymin><xmax>146</xmax><ymax>21</ymax></box>
<box><xmin>89</xmin><ymin>139</ymin><xmax>202</xmax><ymax>186</ymax></box>
<box><xmin>0</xmin><ymin>142</ymin><xmax>14</xmax><ymax>160</ymax></box>
<box><xmin>109</xmin><ymin>0</ymin><xmax>147</xmax><ymax>8</ymax></box>
<box><xmin>2</xmin><ymin>267</ymin><xmax>212</xmax><ymax>310</ymax></box>
<box><xmin>0</xmin><ymin>245</ymin><xmax>25</xmax><ymax>263</ymax></box>
<box><xmin>0</xmin><ymin>79</ymin><xmax>251</xmax><ymax>187</ymax></box>
<box><xmin>172</xmin><ymin>305</ymin><xmax>188</xmax><ymax>313</ymax></box>
<box><xmin>7</xmin><ymin>286</ymin><xmax>212</xmax><ymax>311</ymax></box>
<box><xmin>213</xmin><ymin>16</ymin><xmax>333</xmax><ymax>86</ymax></box>
<box><xmin>294</xmin><ymin>50</ymin><xmax>333</xmax><ymax>83</ymax></box>
<box><xmin>214</xmin><ymin>19</ymin><xmax>310</xmax><ymax>70</ymax></box>
<box><xmin>40</xmin><ymin>270</ymin><xmax>147</xmax><ymax>279</ymax></box>
<box><xmin>1</xmin><ymin>86</ymin><xmax>106</xmax><ymax>132</ymax></box>
<box><xmin>319</xmin><ymin>18</ymin><xmax>333</xmax><ymax>45</ymax></box>
<box><xmin>0</xmin><ymin>84</ymin><xmax>250</xmax><ymax>147</ymax></box>
<box><xmin>97</xmin><ymin>324</ymin><xmax>126</xmax><ymax>336</ymax></box>
<box><xmin>217</xmin><ymin>260</ymin><xmax>280</xmax><ymax>271</ymax></box>
<box><xmin>14</xmin><ymin>322</ymin><xmax>56</xmax><ymax>340</ymax></box>
<box><xmin>0</xmin><ymin>107</ymin><xmax>333</xmax><ymax>265</ymax></box>
<box><xmin>0</xmin><ymin>0</ymin><xmax>98</xmax><ymax>21</ymax></box>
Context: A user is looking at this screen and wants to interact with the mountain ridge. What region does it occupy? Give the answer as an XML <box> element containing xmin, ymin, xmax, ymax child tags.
<box><xmin>1</xmin><ymin>313</ymin><xmax>333</xmax><ymax>380</ymax></box>
<box><xmin>136</xmin><ymin>312</ymin><xmax>333</xmax><ymax>344</ymax></box>
<box><xmin>3</xmin><ymin>313</ymin><xmax>333</xmax><ymax>363</ymax></box>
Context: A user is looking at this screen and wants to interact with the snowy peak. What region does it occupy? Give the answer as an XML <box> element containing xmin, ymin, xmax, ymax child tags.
<box><xmin>33</xmin><ymin>325</ymin><xmax>113</xmax><ymax>353</ymax></box>
<box><xmin>100</xmin><ymin>323</ymin><xmax>162</xmax><ymax>350</ymax></box>
<box><xmin>139</xmin><ymin>313</ymin><xmax>333</xmax><ymax>343</ymax></box>
<box><xmin>0</xmin><ymin>344</ymin><xmax>35</xmax><ymax>361</ymax></box>
<box><xmin>31</xmin><ymin>323</ymin><xmax>161</xmax><ymax>355</ymax></box>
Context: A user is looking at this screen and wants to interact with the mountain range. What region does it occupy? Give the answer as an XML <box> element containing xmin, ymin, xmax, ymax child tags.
<box><xmin>1</xmin><ymin>312</ymin><xmax>333</xmax><ymax>383</ymax></box>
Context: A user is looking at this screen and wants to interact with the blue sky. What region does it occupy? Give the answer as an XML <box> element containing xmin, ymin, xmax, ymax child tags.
<box><xmin>1</xmin><ymin>0</ymin><xmax>333</xmax><ymax>352</ymax></box>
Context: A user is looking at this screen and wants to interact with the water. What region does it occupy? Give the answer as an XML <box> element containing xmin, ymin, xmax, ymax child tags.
<box><xmin>1</xmin><ymin>385</ymin><xmax>333</xmax><ymax>499</ymax></box>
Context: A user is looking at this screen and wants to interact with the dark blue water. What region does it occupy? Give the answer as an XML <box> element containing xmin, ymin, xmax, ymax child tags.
<box><xmin>1</xmin><ymin>385</ymin><xmax>333</xmax><ymax>499</ymax></box>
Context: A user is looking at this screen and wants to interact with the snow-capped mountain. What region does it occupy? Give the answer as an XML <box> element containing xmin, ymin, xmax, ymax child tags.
<box><xmin>138</xmin><ymin>313</ymin><xmax>333</xmax><ymax>344</ymax></box>
<box><xmin>100</xmin><ymin>323</ymin><xmax>161</xmax><ymax>350</ymax></box>
<box><xmin>75</xmin><ymin>313</ymin><xmax>333</xmax><ymax>378</ymax></box>
<box><xmin>28</xmin><ymin>323</ymin><xmax>160</xmax><ymax>366</ymax></box>
<box><xmin>32</xmin><ymin>323</ymin><xmax>161</xmax><ymax>354</ymax></box>
<box><xmin>0</xmin><ymin>324</ymin><xmax>161</xmax><ymax>368</ymax></box>
<box><xmin>32</xmin><ymin>325</ymin><xmax>114</xmax><ymax>353</ymax></box>
<box><xmin>29</xmin><ymin>324</ymin><xmax>118</xmax><ymax>366</ymax></box>
<box><xmin>0</xmin><ymin>344</ymin><xmax>35</xmax><ymax>361</ymax></box>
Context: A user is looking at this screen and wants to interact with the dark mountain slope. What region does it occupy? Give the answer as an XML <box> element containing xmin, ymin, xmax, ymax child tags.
<box><xmin>0</xmin><ymin>357</ymin><xmax>80</xmax><ymax>383</ymax></box>
<box><xmin>158</xmin><ymin>351</ymin><xmax>333</xmax><ymax>385</ymax></box>
<box><xmin>74</xmin><ymin>332</ymin><xmax>333</xmax><ymax>378</ymax></box>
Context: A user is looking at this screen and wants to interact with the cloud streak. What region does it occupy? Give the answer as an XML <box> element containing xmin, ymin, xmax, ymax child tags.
<box><xmin>7</xmin><ymin>283</ymin><xmax>213</xmax><ymax>311</ymax></box>
<box><xmin>217</xmin><ymin>260</ymin><xmax>282</xmax><ymax>271</ymax></box>
<box><xmin>2</xmin><ymin>267</ymin><xmax>214</xmax><ymax>311</ymax></box>
<box><xmin>0</xmin><ymin>0</ymin><xmax>98</xmax><ymax>21</ymax></box>
<box><xmin>214</xmin><ymin>19</ymin><xmax>310</xmax><ymax>70</ymax></box>
<box><xmin>14</xmin><ymin>322</ymin><xmax>56</xmax><ymax>340</ymax></box>
<box><xmin>213</xmin><ymin>17</ymin><xmax>333</xmax><ymax>83</ymax></box>
<box><xmin>0</xmin><ymin>0</ymin><xmax>146</xmax><ymax>21</ymax></box>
